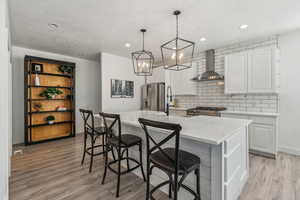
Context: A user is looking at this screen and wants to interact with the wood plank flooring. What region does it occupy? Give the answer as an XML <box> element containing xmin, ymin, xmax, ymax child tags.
<box><xmin>9</xmin><ymin>133</ymin><xmax>300</xmax><ymax>200</ymax></box>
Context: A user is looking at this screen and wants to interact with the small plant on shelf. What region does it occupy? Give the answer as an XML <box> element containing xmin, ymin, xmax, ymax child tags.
<box><xmin>33</xmin><ymin>102</ymin><xmax>42</xmax><ymax>111</ymax></box>
<box><xmin>58</xmin><ymin>65</ymin><xmax>72</xmax><ymax>74</ymax></box>
<box><xmin>46</xmin><ymin>115</ymin><xmax>55</xmax><ymax>124</ymax></box>
<box><xmin>40</xmin><ymin>88</ymin><xmax>63</xmax><ymax>99</ymax></box>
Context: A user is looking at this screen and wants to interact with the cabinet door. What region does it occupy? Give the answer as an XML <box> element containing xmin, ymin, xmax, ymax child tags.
<box><xmin>249</xmin><ymin>123</ymin><xmax>274</xmax><ymax>154</ymax></box>
<box><xmin>248</xmin><ymin>47</ymin><xmax>275</xmax><ymax>93</ymax></box>
<box><xmin>224</xmin><ymin>52</ymin><xmax>248</xmax><ymax>94</ymax></box>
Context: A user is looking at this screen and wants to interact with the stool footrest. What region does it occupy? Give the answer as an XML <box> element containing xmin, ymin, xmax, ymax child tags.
<box><xmin>85</xmin><ymin>144</ymin><xmax>106</xmax><ymax>156</ymax></box>
<box><xmin>107</xmin><ymin>157</ymin><xmax>142</xmax><ymax>175</ymax></box>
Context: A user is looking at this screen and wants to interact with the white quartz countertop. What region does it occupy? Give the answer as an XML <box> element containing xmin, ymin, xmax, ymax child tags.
<box><xmin>220</xmin><ymin>110</ymin><xmax>280</xmax><ymax>117</ymax></box>
<box><xmin>96</xmin><ymin>111</ymin><xmax>252</xmax><ymax>145</ymax></box>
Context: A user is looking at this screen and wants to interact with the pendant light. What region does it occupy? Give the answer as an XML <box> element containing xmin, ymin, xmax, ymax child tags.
<box><xmin>161</xmin><ymin>10</ymin><xmax>195</xmax><ymax>71</ymax></box>
<box><xmin>132</xmin><ymin>29</ymin><xmax>154</xmax><ymax>76</ymax></box>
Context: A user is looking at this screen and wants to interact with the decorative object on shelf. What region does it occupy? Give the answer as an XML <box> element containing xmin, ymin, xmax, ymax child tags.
<box><xmin>40</xmin><ymin>88</ymin><xmax>63</xmax><ymax>99</ymax></box>
<box><xmin>31</xmin><ymin>63</ymin><xmax>43</xmax><ymax>73</ymax></box>
<box><xmin>46</xmin><ymin>115</ymin><xmax>55</xmax><ymax>124</ymax></box>
<box><xmin>56</xmin><ymin>106</ymin><xmax>67</xmax><ymax>111</ymax></box>
<box><xmin>34</xmin><ymin>73</ymin><xmax>40</xmax><ymax>86</ymax></box>
<box><xmin>131</xmin><ymin>29</ymin><xmax>154</xmax><ymax>76</ymax></box>
<box><xmin>161</xmin><ymin>10</ymin><xmax>195</xmax><ymax>71</ymax></box>
<box><xmin>33</xmin><ymin>102</ymin><xmax>42</xmax><ymax>111</ymax></box>
<box><xmin>111</xmin><ymin>79</ymin><xmax>134</xmax><ymax>98</ymax></box>
<box><xmin>58</xmin><ymin>65</ymin><xmax>72</xmax><ymax>74</ymax></box>
<box><xmin>66</xmin><ymin>94</ymin><xmax>72</xmax><ymax>99</ymax></box>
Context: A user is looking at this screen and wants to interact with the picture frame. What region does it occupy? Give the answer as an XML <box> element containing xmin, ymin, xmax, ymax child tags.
<box><xmin>31</xmin><ymin>63</ymin><xmax>43</xmax><ymax>73</ymax></box>
<box><xmin>111</xmin><ymin>79</ymin><xmax>134</xmax><ymax>98</ymax></box>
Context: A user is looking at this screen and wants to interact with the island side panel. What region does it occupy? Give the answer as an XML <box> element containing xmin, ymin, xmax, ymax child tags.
<box><xmin>211</xmin><ymin>143</ymin><xmax>224</xmax><ymax>200</ymax></box>
<box><xmin>211</xmin><ymin>126</ymin><xmax>249</xmax><ymax>200</ymax></box>
<box><xmin>120</xmin><ymin>123</ymin><xmax>213</xmax><ymax>200</ymax></box>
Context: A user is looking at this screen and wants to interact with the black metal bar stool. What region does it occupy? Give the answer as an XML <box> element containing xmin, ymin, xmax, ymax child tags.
<box><xmin>100</xmin><ymin>112</ymin><xmax>146</xmax><ymax>197</ymax></box>
<box><xmin>79</xmin><ymin>109</ymin><xmax>112</xmax><ymax>173</ymax></box>
<box><xmin>138</xmin><ymin>118</ymin><xmax>201</xmax><ymax>200</ymax></box>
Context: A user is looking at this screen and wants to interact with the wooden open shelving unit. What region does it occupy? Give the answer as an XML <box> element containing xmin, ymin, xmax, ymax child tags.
<box><xmin>24</xmin><ymin>56</ymin><xmax>76</xmax><ymax>145</ymax></box>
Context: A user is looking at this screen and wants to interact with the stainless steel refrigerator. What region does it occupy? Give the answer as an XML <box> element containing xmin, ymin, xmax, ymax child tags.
<box><xmin>141</xmin><ymin>82</ymin><xmax>165</xmax><ymax>112</ymax></box>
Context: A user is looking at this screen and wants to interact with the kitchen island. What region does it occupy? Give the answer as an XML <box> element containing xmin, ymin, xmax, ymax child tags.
<box><xmin>96</xmin><ymin>111</ymin><xmax>251</xmax><ymax>200</ymax></box>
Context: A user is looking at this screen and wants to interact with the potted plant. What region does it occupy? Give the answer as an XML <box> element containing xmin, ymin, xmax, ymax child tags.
<box><xmin>46</xmin><ymin>115</ymin><xmax>55</xmax><ymax>124</ymax></box>
<box><xmin>40</xmin><ymin>88</ymin><xmax>63</xmax><ymax>99</ymax></box>
<box><xmin>58</xmin><ymin>65</ymin><xmax>72</xmax><ymax>74</ymax></box>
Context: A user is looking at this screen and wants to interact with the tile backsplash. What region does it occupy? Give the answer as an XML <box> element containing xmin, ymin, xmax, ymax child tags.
<box><xmin>175</xmin><ymin>36</ymin><xmax>279</xmax><ymax>113</ymax></box>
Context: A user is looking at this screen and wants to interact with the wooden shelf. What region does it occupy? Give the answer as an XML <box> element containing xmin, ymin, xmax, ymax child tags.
<box><xmin>28</xmin><ymin>98</ymin><xmax>71</xmax><ymax>101</ymax></box>
<box><xmin>30</xmin><ymin>72</ymin><xmax>72</xmax><ymax>78</ymax></box>
<box><xmin>25</xmin><ymin>55</ymin><xmax>76</xmax><ymax>145</ymax></box>
<box><xmin>29</xmin><ymin>120</ymin><xmax>74</xmax><ymax>128</ymax></box>
<box><xmin>29</xmin><ymin>110</ymin><xmax>73</xmax><ymax>114</ymax></box>
<box><xmin>28</xmin><ymin>85</ymin><xmax>72</xmax><ymax>89</ymax></box>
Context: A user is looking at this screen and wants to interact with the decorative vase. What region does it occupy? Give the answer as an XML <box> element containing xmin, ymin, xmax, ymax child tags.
<box><xmin>48</xmin><ymin>94</ymin><xmax>56</xmax><ymax>99</ymax></box>
<box><xmin>47</xmin><ymin>120</ymin><xmax>54</xmax><ymax>124</ymax></box>
<box><xmin>35</xmin><ymin>73</ymin><xmax>40</xmax><ymax>86</ymax></box>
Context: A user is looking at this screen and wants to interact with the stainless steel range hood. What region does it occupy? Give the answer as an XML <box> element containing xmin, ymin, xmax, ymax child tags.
<box><xmin>192</xmin><ymin>49</ymin><xmax>224</xmax><ymax>81</ymax></box>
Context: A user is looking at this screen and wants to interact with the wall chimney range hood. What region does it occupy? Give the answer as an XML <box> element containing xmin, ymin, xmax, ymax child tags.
<box><xmin>192</xmin><ymin>49</ymin><xmax>224</xmax><ymax>81</ymax></box>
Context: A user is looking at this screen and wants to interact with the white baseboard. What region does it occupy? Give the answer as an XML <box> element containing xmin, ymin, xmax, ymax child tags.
<box><xmin>278</xmin><ymin>146</ymin><xmax>300</xmax><ymax>156</ymax></box>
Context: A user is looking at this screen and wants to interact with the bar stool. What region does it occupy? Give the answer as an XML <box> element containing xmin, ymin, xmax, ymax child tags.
<box><xmin>100</xmin><ymin>112</ymin><xmax>146</xmax><ymax>197</ymax></box>
<box><xmin>79</xmin><ymin>109</ymin><xmax>112</xmax><ymax>173</ymax></box>
<box><xmin>138</xmin><ymin>118</ymin><xmax>201</xmax><ymax>200</ymax></box>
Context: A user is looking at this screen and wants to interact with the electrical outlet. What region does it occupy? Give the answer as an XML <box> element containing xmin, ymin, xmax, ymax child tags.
<box><xmin>14</xmin><ymin>149</ymin><xmax>23</xmax><ymax>155</ymax></box>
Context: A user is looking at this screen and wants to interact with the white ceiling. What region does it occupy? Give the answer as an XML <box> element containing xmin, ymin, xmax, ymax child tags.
<box><xmin>9</xmin><ymin>0</ymin><xmax>300</xmax><ymax>61</ymax></box>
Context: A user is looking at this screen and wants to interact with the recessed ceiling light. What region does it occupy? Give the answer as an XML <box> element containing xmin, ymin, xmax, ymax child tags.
<box><xmin>125</xmin><ymin>43</ymin><xmax>131</xmax><ymax>48</ymax></box>
<box><xmin>239</xmin><ymin>24</ymin><xmax>249</xmax><ymax>30</ymax></box>
<box><xmin>48</xmin><ymin>23</ymin><xmax>59</xmax><ymax>30</ymax></box>
<box><xmin>200</xmin><ymin>37</ymin><xmax>207</xmax><ymax>42</ymax></box>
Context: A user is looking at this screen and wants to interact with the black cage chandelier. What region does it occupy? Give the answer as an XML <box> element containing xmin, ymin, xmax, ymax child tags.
<box><xmin>161</xmin><ymin>10</ymin><xmax>195</xmax><ymax>71</ymax></box>
<box><xmin>132</xmin><ymin>29</ymin><xmax>154</xmax><ymax>76</ymax></box>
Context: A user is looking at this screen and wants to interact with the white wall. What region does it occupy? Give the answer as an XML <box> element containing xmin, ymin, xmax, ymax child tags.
<box><xmin>12</xmin><ymin>46</ymin><xmax>101</xmax><ymax>144</ymax></box>
<box><xmin>0</xmin><ymin>0</ymin><xmax>11</xmax><ymax>199</ymax></box>
<box><xmin>100</xmin><ymin>52</ymin><xmax>144</xmax><ymax>112</ymax></box>
<box><xmin>278</xmin><ymin>29</ymin><xmax>300</xmax><ymax>155</ymax></box>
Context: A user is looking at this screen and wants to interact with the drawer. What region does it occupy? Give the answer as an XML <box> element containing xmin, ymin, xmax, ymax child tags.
<box><xmin>224</xmin><ymin>144</ymin><xmax>241</xmax><ymax>182</ymax></box>
<box><xmin>249</xmin><ymin>116</ymin><xmax>276</xmax><ymax>125</ymax></box>
<box><xmin>225</xmin><ymin>129</ymin><xmax>242</xmax><ymax>154</ymax></box>
<box><xmin>224</xmin><ymin>169</ymin><xmax>241</xmax><ymax>200</ymax></box>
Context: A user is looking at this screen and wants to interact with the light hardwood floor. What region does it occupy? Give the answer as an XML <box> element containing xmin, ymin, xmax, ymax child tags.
<box><xmin>10</xmin><ymin>134</ymin><xmax>300</xmax><ymax>200</ymax></box>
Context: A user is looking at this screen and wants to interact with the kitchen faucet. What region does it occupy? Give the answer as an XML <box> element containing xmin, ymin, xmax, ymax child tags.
<box><xmin>166</xmin><ymin>86</ymin><xmax>172</xmax><ymax>116</ymax></box>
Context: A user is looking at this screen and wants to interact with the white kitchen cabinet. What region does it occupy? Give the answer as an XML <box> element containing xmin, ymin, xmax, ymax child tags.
<box><xmin>249</xmin><ymin>123</ymin><xmax>274</xmax><ymax>154</ymax></box>
<box><xmin>221</xmin><ymin>113</ymin><xmax>278</xmax><ymax>158</ymax></box>
<box><xmin>248</xmin><ymin>47</ymin><xmax>277</xmax><ymax>93</ymax></box>
<box><xmin>224</xmin><ymin>47</ymin><xmax>279</xmax><ymax>94</ymax></box>
<box><xmin>224</xmin><ymin>52</ymin><xmax>248</xmax><ymax>94</ymax></box>
<box><xmin>168</xmin><ymin>62</ymin><xmax>197</xmax><ymax>95</ymax></box>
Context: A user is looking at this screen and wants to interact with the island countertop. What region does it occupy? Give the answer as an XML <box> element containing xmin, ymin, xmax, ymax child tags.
<box><xmin>96</xmin><ymin>110</ymin><xmax>252</xmax><ymax>145</ymax></box>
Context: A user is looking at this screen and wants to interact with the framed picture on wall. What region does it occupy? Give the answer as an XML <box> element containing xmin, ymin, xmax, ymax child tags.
<box><xmin>123</xmin><ymin>80</ymin><xmax>134</xmax><ymax>98</ymax></box>
<box><xmin>111</xmin><ymin>79</ymin><xmax>134</xmax><ymax>98</ymax></box>
<box><xmin>111</xmin><ymin>79</ymin><xmax>123</xmax><ymax>98</ymax></box>
<box><xmin>31</xmin><ymin>63</ymin><xmax>43</xmax><ymax>73</ymax></box>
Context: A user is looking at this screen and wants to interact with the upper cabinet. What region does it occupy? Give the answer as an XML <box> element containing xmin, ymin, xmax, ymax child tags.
<box><xmin>224</xmin><ymin>47</ymin><xmax>279</xmax><ymax>94</ymax></box>
<box><xmin>224</xmin><ymin>52</ymin><xmax>248</xmax><ymax>94</ymax></box>
<box><xmin>167</xmin><ymin>62</ymin><xmax>198</xmax><ymax>95</ymax></box>
<box><xmin>247</xmin><ymin>47</ymin><xmax>276</xmax><ymax>93</ymax></box>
